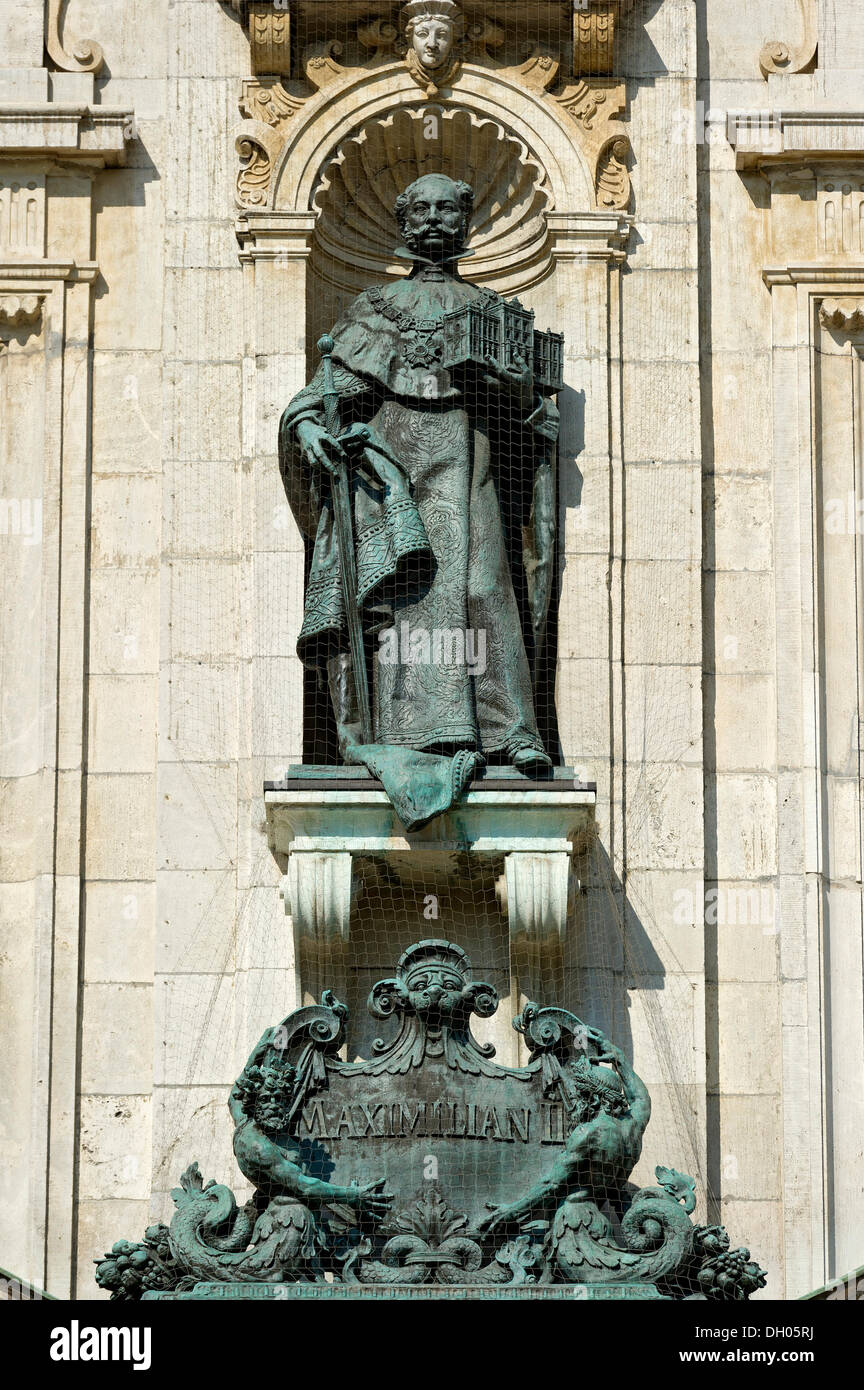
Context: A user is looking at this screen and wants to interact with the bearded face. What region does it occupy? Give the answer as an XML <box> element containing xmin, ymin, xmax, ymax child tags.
<box><xmin>394</xmin><ymin>175</ymin><xmax>473</xmax><ymax>260</ymax></box>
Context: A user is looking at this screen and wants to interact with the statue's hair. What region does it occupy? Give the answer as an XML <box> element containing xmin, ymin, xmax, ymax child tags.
<box><xmin>235</xmin><ymin>1057</ymin><xmax>296</xmax><ymax>1135</ymax></box>
<box><xmin>403</xmin><ymin>0</ymin><xmax>464</xmax><ymax>35</ymax></box>
<box><xmin>394</xmin><ymin>176</ymin><xmax>474</xmax><ymax>242</ymax></box>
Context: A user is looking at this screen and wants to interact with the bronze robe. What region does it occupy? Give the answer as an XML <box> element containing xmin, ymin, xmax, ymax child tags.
<box><xmin>279</xmin><ymin>266</ymin><xmax>558</xmax><ymax>774</ymax></box>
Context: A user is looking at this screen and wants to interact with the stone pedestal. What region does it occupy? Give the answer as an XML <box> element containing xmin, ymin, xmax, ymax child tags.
<box><xmin>265</xmin><ymin>767</ymin><xmax>595</xmax><ymax>1010</ymax></box>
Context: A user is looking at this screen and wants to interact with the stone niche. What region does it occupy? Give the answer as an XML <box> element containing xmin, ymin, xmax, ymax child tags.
<box><xmin>223</xmin><ymin>0</ymin><xmax>638</xmax><ymax>1019</ymax></box>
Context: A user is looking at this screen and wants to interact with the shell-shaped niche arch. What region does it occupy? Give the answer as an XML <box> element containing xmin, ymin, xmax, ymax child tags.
<box><xmin>310</xmin><ymin>106</ymin><xmax>554</xmax><ymax>300</ymax></box>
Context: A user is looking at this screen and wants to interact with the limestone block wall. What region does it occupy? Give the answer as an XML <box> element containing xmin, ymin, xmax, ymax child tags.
<box><xmin>701</xmin><ymin>0</ymin><xmax>864</xmax><ymax>1294</ymax></box>
<box><xmin>0</xmin><ymin>0</ymin><xmax>861</xmax><ymax>1301</ymax></box>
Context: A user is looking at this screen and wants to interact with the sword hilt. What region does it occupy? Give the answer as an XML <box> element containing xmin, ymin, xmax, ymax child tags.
<box><xmin>318</xmin><ymin>334</ymin><xmax>341</xmax><ymax>441</ymax></box>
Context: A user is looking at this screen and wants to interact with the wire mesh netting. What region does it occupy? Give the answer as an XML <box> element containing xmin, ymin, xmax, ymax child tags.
<box><xmin>133</xmin><ymin>1</ymin><xmax>764</xmax><ymax>1303</ymax></box>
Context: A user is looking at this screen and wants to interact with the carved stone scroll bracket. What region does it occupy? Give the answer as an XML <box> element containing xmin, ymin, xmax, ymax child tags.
<box><xmin>45</xmin><ymin>0</ymin><xmax>105</xmax><ymax>75</ymax></box>
<box><xmin>239</xmin><ymin>1</ymin><xmax>293</xmax><ymax>76</ymax></box>
<box><xmin>554</xmin><ymin>81</ymin><xmax>631</xmax><ymax>212</ymax></box>
<box><xmin>759</xmin><ymin>0</ymin><xmax>818</xmax><ymax>78</ymax></box>
<box><xmin>236</xmin><ymin>123</ymin><xmax>285</xmax><ymax>208</ymax></box>
<box><xmin>280</xmin><ymin>850</ymin><xmax>354</xmax><ymax>1006</ymax></box>
<box><xmin>265</xmin><ymin>772</ymin><xmax>596</xmax><ymax>1025</ymax></box>
<box><xmin>496</xmin><ymin>851</ymin><xmax>578</xmax><ymax>1021</ymax></box>
<box><xmin>235</xmin><ymin>80</ymin><xmax>308</xmax><ymax>208</ymax></box>
<box><xmin>573</xmin><ymin>1</ymin><xmax>638</xmax><ymax>78</ymax></box>
<box><xmin>596</xmin><ymin>136</ymin><xmax>632</xmax><ymax>212</ymax></box>
<box><xmin>574</xmin><ymin>4</ymin><xmax>615</xmax><ymax>77</ymax></box>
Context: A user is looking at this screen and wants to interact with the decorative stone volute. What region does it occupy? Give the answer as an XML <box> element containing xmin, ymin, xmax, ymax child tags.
<box><xmin>758</xmin><ymin>0</ymin><xmax>818</xmax><ymax>79</ymax></box>
<box><xmin>45</xmin><ymin>0</ymin><xmax>105</xmax><ymax>75</ymax></box>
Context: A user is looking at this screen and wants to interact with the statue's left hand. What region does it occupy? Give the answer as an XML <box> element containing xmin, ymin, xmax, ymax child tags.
<box><xmin>584</xmin><ymin>1024</ymin><xmax>616</xmax><ymax>1063</ymax></box>
<box><xmin>482</xmin><ymin>351</ymin><xmax>533</xmax><ymax>405</ymax></box>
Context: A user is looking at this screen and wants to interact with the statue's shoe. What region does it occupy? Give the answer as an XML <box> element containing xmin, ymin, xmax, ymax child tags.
<box><xmin>512</xmin><ymin>747</ymin><xmax>553</xmax><ymax>773</ymax></box>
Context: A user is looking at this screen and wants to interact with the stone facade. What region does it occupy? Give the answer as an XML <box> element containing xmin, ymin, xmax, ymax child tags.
<box><xmin>0</xmin><ymin>0</ymin><xmax>861</xmax><ymax>1300</ymax></box>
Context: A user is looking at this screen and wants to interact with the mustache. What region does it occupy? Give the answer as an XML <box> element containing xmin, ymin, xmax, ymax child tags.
<box><xmin>407</xmin><ymin>223</ymin><xmax>460</xmax><ymax>238</ymax></box>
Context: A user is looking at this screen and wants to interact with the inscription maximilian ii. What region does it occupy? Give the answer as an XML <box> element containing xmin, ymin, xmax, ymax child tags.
<box><xmin>299</xmin><ymin>1099</ymin><xmax>566</xmax><ymax>1143</ymax></box>
<box><xmin>96</xmin><ymin>938</ymin><xmax>768</xmax><ymax>1301</ymax></box>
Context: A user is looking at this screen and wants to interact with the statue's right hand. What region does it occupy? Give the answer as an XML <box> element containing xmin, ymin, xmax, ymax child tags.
<box><xmin>295</xmin><ymin>419</ymin><xmax>345</xmax><ymax>476</ymax></box>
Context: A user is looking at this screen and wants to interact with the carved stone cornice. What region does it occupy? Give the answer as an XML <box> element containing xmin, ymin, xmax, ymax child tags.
<box><xmin>728</xmin><ymin>110</ymin><xmax>864</xmax><ymax>171</ymax></box>
<box><xmin>728</xmin><ymin>112</ymin><xmax>864</xmax><ymax>266</ymax></box>
<box><xmin>763</xmin><ymin>266</ymin><xmax>864</xmax><ymax>288</ymax></box>
<box><xmin>0</xmin><ymin>260</ymin><xmax>98</xmax><ymax>282</ymax></box>
<box><xmin>45</xmin><ymin>0</ymin><xmax>105</xmax><ymax>75</ymax></box>
<box><xmin>0</xmin><ymin>105</ymin><xmax>134</xmax><ymax>165</ymax></box>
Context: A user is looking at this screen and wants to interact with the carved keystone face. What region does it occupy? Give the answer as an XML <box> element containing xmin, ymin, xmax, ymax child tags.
<box><xmin>411</xmin><ymin>18</ymin><xmax>454</xmax><ymax>71</ymax></box>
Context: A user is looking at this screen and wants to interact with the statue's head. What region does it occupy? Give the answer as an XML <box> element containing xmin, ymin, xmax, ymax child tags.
<box><xmin>394</xmin><ymin>173</ymin><xmax>474</xmax><ymax>260</ymax></box>
<box><xmin>235</xmin><ymin>1056</ymin><xmax>296</xmax><ymax>1135</ymax></box>
<box><xmin>568</xmin><ymin>1053</ymin><xmax>628</xmax><ymax>1123</ymax></box>
<box><xmin>402</xmin><ymin>0</ymin><xmax>463</xmax><ymax>72</ymax></box>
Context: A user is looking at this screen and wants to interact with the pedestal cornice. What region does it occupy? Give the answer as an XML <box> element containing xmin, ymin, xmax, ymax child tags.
<box><xmin>0</xmin><ymin>104</ymin><xmax>134</xmax><ymax>165</ymax></box>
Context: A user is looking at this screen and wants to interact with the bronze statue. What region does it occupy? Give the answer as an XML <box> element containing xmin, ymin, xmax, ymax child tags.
<box><xmin>279</xmin><ymin>174</ymin><xmax>560</xmax><ymax>827</ymax></box>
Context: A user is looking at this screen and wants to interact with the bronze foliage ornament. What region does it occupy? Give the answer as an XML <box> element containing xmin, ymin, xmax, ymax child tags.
<box><xmin>95</xmin><ymin>940</ymin><xmax>767</xmax><ymax>1301</ymax></box>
